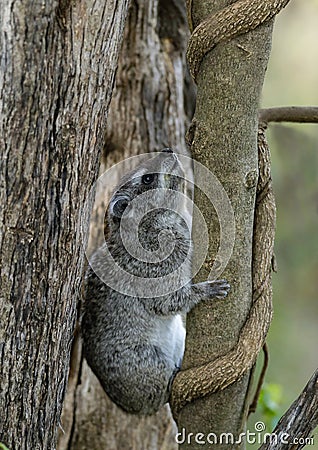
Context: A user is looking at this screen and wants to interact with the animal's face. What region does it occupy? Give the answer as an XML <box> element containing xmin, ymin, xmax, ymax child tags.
<box><xmin>109</xmin><ymin>150</ymin><xmax>186</xmax><ymax>222</ymax></box>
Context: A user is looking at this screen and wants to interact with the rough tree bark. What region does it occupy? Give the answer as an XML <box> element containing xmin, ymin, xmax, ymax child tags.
<box><xmin>58</xmin><ymin>0</ymin><xmax>194</xmax><ymax>449</ymax></box>
<box><xmin>0</xmin><ymin>1</ymin><xmax>130</xmax><ymax>449</ymax></box>
<box><xmin>259</xmin><ymin>368</ymin><xmax>318</xmax><ymax>450</ymax></box>
<box><xmin>170</xmin><ymin>1</ymin><xmax>289</xmax><ymax>449</ymax></box>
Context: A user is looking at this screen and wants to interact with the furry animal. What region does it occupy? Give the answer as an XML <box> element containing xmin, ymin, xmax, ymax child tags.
<box><xmin>81</xmin><ymin>149</ymin><xmax>230</xmax><ymax>415</ymax></box>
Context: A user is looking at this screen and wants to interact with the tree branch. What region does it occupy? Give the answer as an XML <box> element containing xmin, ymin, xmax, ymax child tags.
<box><xmin>259</xmin><ymin>106</ymin><xmax>318</xmax><ymax>125</ymax></box>
<box><xmin>248</xmin><ymin>343</ymin><xmax>269</xmax><ymax>416</ymax></box>
<box><xmin>259</xmin><ymin>368</ymin><xmax>318</xmax><ymax>450</ymax></box>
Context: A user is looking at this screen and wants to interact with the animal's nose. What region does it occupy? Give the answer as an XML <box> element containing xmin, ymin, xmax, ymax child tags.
<box><xmin>161</xmin><ymin>148</ymin><xmax>173</xmax><ymax>153</ymax></box>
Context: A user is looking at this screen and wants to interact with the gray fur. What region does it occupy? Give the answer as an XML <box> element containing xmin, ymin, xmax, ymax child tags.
<box><xmin>81</xmin><ymin>150</ymin><xmax>230</xmax><ymax>415</ymax></box>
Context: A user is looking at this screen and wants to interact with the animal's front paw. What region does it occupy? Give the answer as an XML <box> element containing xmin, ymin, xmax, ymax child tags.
<box><xmin>208</xmin><ymin>280</ymin><xmax>231</xmax><ymax>298</ymax></box>
<box><xmin>192</xmin><ymin>279</ymin><xmax>231</xmax><ymax>301</ymax></box>
<box><xmin>205</xmin><ymin>279</ymin><xmax>230</xmax><ymax>299</ymax></box>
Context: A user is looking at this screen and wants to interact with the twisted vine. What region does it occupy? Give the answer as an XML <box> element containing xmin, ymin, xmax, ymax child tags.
<box><xmin>170</xmin><ymin>0</ymin><xmax>290</xmax><ymax>418</ymax></box>
<box><xmin>187</xmin><ymin>0</ymin><xmax>290</xmax><ymax>81</ymax></box>
<box><xmin>171</xmin><ymin>126</ymin><xmax>276</xmax><ymax>416</ymax></box>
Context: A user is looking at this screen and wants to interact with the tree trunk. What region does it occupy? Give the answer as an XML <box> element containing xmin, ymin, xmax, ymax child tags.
<box><xmin>58</xmin><ymin>0</ymin><xmax>194</xmax><ymax>449</ymax></box>
<box><xmin>174</xmin><ymin>1</ymin><xmax>275</xmax><ymax>449</ymax></box>
<box><xmin>0</xmin><ymin>1</ymin><xmax>129</xmax><ymax>449</ymax></box>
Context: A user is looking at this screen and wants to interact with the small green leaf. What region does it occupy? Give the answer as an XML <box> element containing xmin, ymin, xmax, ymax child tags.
<box><xmin>0</xmin><ymin>443</ymin><xmax>10</xmax><ymax>450</ymax></box>
<box><xmin>258</xmin><ymin>383</ymin><xmax>283</xmax><ymax>430</ymax></box>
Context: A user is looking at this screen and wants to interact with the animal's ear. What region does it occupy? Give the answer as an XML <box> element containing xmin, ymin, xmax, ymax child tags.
<box><xmin>109</xmin><ymin>193</ymin><xmax>130</xmax><ymax>219</ymax></box>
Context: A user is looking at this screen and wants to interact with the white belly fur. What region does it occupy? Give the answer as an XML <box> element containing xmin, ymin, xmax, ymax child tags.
<box><xmin>149</xmin><ymin>314</ymin><xmax>186</xmax><ymax>368</ymax></box>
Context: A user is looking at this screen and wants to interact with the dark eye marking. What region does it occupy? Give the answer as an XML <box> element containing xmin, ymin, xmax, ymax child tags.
<box><xmin>141</xmin><ymin>173</ymin><xmax>155</xmax><ymax>185</ymax></box>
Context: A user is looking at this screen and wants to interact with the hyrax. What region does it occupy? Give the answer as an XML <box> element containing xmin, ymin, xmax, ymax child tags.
<box><xmin>82</xmin><ymin>149</ymin><xmax>230</xmax><ymax>415</ymax></box>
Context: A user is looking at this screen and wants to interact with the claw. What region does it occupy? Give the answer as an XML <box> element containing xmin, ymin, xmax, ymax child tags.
<box><xmin>208</xmin><ymin>279</ymin><xmax>230</xmax><ymax>299</ymax></box>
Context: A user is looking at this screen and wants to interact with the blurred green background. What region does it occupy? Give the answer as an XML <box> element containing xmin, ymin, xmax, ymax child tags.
<box><xmin>248</xmin><ymin>0</ymin><xmax>318</xmax><ymax>447</ymax></box>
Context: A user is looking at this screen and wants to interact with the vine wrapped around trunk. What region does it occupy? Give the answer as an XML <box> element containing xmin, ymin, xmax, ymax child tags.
<box><xmin>170</xmin><ymin>0</ymin><xmax>289</xmax><ymax>447</ymax></box>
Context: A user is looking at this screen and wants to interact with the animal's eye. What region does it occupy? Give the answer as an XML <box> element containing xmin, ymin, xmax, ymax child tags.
<box><xmin>141</xmin><ymin>173</ymin><xmax>155</xmax><ymax>185</ymax></box>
